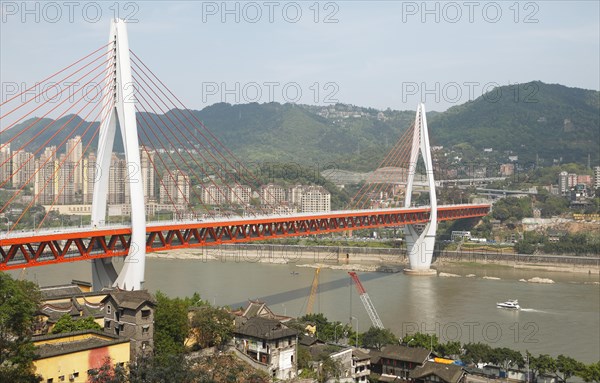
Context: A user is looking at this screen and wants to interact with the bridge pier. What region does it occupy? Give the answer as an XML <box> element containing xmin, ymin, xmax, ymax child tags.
<box><xmin>403</xmin><ymin>103</ymin><xmax>438</xmax><ymax>274</ymax></box>
<box><xmin>91</xmin><ymin>19</ymin><xmax>146</xmax><ymax>291</ymax></box>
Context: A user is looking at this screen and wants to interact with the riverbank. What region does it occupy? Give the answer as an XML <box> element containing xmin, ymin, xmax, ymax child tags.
<box><xmin>145</xmin><ymin>243</ymin><xmax>600</xmax><ymax>278</ymax></box>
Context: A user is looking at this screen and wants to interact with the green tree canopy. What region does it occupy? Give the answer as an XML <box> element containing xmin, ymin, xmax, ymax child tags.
<box><xmin>153</xmin><ymin>291</ymin><xmax>191</xmax><ymax>358</ymax></box>
<box><xmin>556</xmin><ymin>354</ymin><xmax>585</xmax><ymax>382</ymax></box>
<box><xmin>578</xmin><ymin>361</ymin><xmax>600</xmax><ymax>383</ymax></box>
<box><xmin>190</xmin><ymin>306</ymin><xmax>234</xmax><ymax>349</ymax></box>
<box><xmin>361</xmin><ymin>327</ymin><xmax>398</xmax><ymax>350</ymax></box>
<box><xmin>529</xmin><ymin>352</ymin><xmax>557</xmax><ymax>378</ymax></box>
<box><xmin>0</xmin><ymin>272</ymin><xmax>41</xmax><ymax>382</ymax></box>
<box><xmin>401</xmin><ymin>332</ymin><xmax>439</xmax><ymax>349</ymax></box>
<box><xmin>51</xmin><ymin>314</ymin><xmax>101</xmax><ymax>334</ymax></box>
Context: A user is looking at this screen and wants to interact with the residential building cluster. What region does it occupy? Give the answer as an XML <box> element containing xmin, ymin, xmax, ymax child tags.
<box><xmin>0</xmin><ymin>141</ymin><xmax>190</xmax><ymax>211</ymax></box>
<box><xmin>557</xmin><ymin>169</ymin><xmax>598</xmax><ymax>203</ymax></box>
<box><xmin>1</xmin><ymin>141</ymin><xmax>333</xmax><ymax>218</ymax></box>
<box><xmin>29</xmin><ymin>281</ymin><xmax>558</xmax><ymax>383</ymax></box>
<box><xmin>198</xmin><ymin>183</ymin><xmax>331</xmax><ymax>213</ymax></box>
<box><xmin>33</xmin><ymin>281</ymin><xmax>155</xmax><ymax>383</ymax></box>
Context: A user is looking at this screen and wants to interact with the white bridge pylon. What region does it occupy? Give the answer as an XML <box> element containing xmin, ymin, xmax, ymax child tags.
<box><xmin>91</xmin><ymin>19</ymin><xmax>146</xmax><ymax>291</ymax></box>
<box><xmin>404</xmin><ymin>103</ymin><xmax>438</xmax><ymax>274</ymax></box>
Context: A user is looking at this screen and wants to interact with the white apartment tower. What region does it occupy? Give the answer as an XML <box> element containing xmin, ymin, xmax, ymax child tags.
<box><xmin>11</xmin><ymin>149</ymin><xmax>35</xmax><ymax>188</ymax></box>
<box><xmin>66</xmin><ymin>136</ymin><xmax>83</xmax><ymax>193</ymax></box>
<box><xmin>160</xmin><ymin>170</ymin><xmax>190</xmax><ymax>205</ymax></box>
<box><xmin>0</xmin><ymin>144</ymin><xmax>11</xmax><ymax>186</ymax></box>
<box><xmin>260</xmin><ymin>184</ymin><xmax>286</xmax><ymax>205</ymax></box>
<box><xmin>34</xmin><ymin>147</ymin><xmax>57</xmax><ymax>204</ymax></box>
<box><xmin>140</xmin><ymin>148</ymin><xmax>155</xmax><ymax>201</ymax></box>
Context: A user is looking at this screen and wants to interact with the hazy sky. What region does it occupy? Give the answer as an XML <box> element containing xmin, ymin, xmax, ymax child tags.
<box><xmin>1</xmin><ymin>1</ymin><xmax>599</xmax><ymax>112</ymax></box>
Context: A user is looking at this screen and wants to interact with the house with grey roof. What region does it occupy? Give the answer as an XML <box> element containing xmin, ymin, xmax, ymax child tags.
<box><xmin>371</xmin><ymin>344</ymin><xmax>431</xmax><ymax>381</ymax></box>
<box><xmin>410</xmin><ymin>362</ymin><xmax>466</xmax><ymax>383</ymax></box>
<box><xmin>233</xmin><ymin>316</ymin><xmax>299</xmax><ymax>380</ymax></box>
<box><xmin>101</xmin><ymin>289</ymin><xmax>156</xmax><ymax>360</ymax></box>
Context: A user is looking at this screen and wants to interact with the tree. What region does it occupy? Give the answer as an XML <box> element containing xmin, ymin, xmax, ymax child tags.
<box><xmin>490</xmin><ymin>347</ymin><xmax>524</xmax><ymax>370</ymax></box>
<box><xmin>0</xmin><ymin>272</ymin><xmax>41</xmax><ymax>383</ymax></box>
<box><xmin>401</xmin><ymin>332</ymin><xmax>439</xmax><ymax>349</ymax></box>
<box><xmin>128</xmin><ymin>353</ymin><xmax>201</xmax><ymax>383</ymax></box>
<box><xmin>153</xmin><ymin>291</ymin><xmax>191</xmax><ymax>358</ymax></box>
<box><xmin>292</xmin><ymin>314</ymin><xmax>354</xmax><ymax>343</ymax></box>
<box><xmin>556</xmin><ymin>354</ymin><xmax>585</xmax><ymax>382</ymax></box>
<box><xmin>361</xmin><ymin>327</ymin><xmax>398</xmax><ymax>350</ymax></box>
<box><xmin>51</xmin><ymin>314</ymin><xmax>102</xmax><ymax>334</ymax></box>
<box><xmin>462</xmin><ymin>343</ymin><xmax>493</xmax><ymax>364</ymax></box>
<box><xmin>436</xmin><ymin>341</ymin><xmax>462</xmax><ymax>358</ymax></box>
<box><xmin>578</xmin><ymin>361</ymin><xmax>600</xmax><ymax>383</ymax></box>
<box><xmin>529</xmin><ymin>353</ymin><xmax>557</xmax><ymax>380</ymax></box>
<box><xmin>190</xmin><ymin>305</ymin><xmax>234</xmax><ymax>349</ymax></box>
<box><xmin>297</xmin><ymin>346</ymin><xmax>312</xmax><ymax>370</ymax></box>
<box><xmin>87</xmin><ymin>357</ymin><xmax>127</xmax><ymax>383</ymax></box>
<box><xmin>320</xmin><ymin>356</ymin><xmax>342</xmax><ymax>383</ymax></box>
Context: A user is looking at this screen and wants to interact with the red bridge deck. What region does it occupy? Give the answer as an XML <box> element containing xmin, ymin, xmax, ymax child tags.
<box><xmin>0</xmin><ymin>204</ymin><xmax>489</xmax><ymax>270</ymax></box>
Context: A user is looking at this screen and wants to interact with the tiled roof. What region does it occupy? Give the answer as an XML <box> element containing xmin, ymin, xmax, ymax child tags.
<box><xmin>102</xmin><ymin>289</ymin><xmax>155</xmax><ymax>310</ymax></box>
<box><xmin>235</xmin><ymin>317</ymin><xmax>298</xmax><ymax>340</ymax></box>
<box><xmin>410</xmin><ymin>362</ymin><xmax>465</xmax><ymax>383</ymax></box>
<box><xmin>353</xmin><ymin>348</ymin><xmax>371</xmax><ymax>360</ymax></box>
<box><xmin>41</xmin><ymin>285</ymin><xmax>84</xmax><ymax>300</ymax></box>
<box><xmin>379</xmin><ymin>345</ymin><xmax>430</xmax><ymax>364</ymax></box>
<box><xmin>33</xmin><ymin>330</ymin><xmax>129</xmax><ymax>359</ymax></box>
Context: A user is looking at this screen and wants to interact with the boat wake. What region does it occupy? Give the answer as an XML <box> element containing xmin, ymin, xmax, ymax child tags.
<box><xmin>520</xmin><ymin>308</ymin><xmax>548</xmax><ymax>313</ymax></box>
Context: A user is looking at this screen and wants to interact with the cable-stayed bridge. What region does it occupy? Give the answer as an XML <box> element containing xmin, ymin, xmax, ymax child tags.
<box><xmin>0</xmin><ymin>20</ymin><xmax>489</xmax><ymax>290</ymax></box>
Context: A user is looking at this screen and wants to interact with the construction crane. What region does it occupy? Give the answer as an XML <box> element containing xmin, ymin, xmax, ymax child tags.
<box><xmin>348</xmin><ymin>272</ymin><xmax>384</xmax><ymax>329</ymax></box>
<box><xmin>306</xmin><ymin>267</ymin><xmax>321</xmax><ymax>314</ymax></box>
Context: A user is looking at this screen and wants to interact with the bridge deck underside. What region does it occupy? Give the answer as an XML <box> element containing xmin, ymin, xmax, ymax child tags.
<box><xmin>0</xmin><ymin>205</ymin><xmax>488</xmax><ymax>270</ymax></box>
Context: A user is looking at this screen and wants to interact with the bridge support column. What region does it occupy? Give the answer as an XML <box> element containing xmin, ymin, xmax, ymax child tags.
<box><xmin>403</xmin><ymin>104</ymin><xmax>437</xmax><ymax>275</ymax></box>
<box><xmin>91</xmin><ymin>19</ymin><xmax>146</xmax><ymax>291</ymax></box>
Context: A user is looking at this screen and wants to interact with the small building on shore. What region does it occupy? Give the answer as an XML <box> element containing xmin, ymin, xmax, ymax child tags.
<box><xmin>33</xmin><ymin>329</ymin><xmax>130</xmax><ymax>383</ymax></box>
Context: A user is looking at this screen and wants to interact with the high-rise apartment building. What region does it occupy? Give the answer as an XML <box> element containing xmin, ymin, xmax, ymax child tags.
<box><xmin>260</xmin><ymin>184</ymin><xmax>286</xmax><ymax>206</ymax></box>
<box><xmin>160</xmin><ymin>170</ymin><xmax>190</xmax><ymax>205</ymax></box>
<box><xmin>11</xmin><ymin>149</ymin><xmax>35</xmax><ymax>188</ymax></box>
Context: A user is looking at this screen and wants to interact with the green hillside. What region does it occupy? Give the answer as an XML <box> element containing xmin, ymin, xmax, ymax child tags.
<box><xmin>428</xmin><ymin>81</ymin><xmax>599</xmax><ymax>163</ymax></box>
<box><xmin>1</xmin><ymin>82</ymin><xmax>598</xmax><ymax>169</ymax></box>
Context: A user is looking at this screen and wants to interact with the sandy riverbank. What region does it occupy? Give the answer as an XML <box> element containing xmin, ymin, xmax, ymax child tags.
<box><xmin>146</xmin><ymin>247</ymin><xmax>600</xmax><ymax>278</ymax></box>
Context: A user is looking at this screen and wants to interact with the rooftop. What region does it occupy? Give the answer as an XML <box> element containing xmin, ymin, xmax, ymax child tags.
<box><xmin>379</xmin><ymin>344</ymin><xmax>430</xmax><ymax>364</ymax></box>
<box><xmin>235</xmin><ymin>317</ymin><xmax>298</xmax><ymax>340</ymax></box>
<box><xmin>33</xmin><ymin>330</ymin><xmax>129</xmax><ymax>359</ymax></box>
<box><xmin>102</xmin><ymin>289</ymin><xmax>156</xmax><ymax>310</ymax></box>
<box><xmin>410</xmin><ymin>362</ymin><xmax>465</xmax><ymax>383</ymax></box>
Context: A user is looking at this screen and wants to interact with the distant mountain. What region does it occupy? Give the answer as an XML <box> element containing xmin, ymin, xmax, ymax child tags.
<box><xmin>1</xmin><ymin>82</ymin><xmax>598</xmax><ymax>169</ymax></box>
<box><xmin>427</xmin><ymin>81</ymin><xmax>599</xmax><ymax>163</ymax></box>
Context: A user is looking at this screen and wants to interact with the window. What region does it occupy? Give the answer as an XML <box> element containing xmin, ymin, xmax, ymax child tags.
<box><xmin>275</xmin><ymin>340</ymin><xmax>279</xmax><ymax>348</ymax></box>
<box><xmin>59</xmin><ymin>376</ymin><xmax>64</xmax><ymax>382</ymax></box>
<box><xmin>262</xmin><ymin>340</ymin><xmax>266</xmax><ymax>349</ymax></box>
<box><xmin>105</xmin><ymin>320</ymin><xmax>111</xmax><ymax>329</ymax></box>
<box><xmin>47</xmin><ymin>379</ymin><xmax>53</xmax><ymax>383</ymax></box>
<box><xmin>107</xmin><ymin>305</ymin><xmax>111</xmax><ymax>314</ymax></box>
<box><xmin>142</xmin><ymin>325</ymin><xmax>149</xmax><ymax>335</ymax></box>
<box><xmin>141</xmin><ymin>309</ymin><xmax>150</xmax><ymax>318</ymax></box>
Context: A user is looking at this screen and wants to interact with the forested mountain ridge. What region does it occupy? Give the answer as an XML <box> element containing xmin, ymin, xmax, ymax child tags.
<box><xmin>2</xmin><ymin>82</ymin><xmax>598</xmax><ymax>169</ymax></box>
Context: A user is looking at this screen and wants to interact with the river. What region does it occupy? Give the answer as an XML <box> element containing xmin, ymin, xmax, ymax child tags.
<box><xmin>14</xmin><ymin>256</ymin><xmax>600</xmax><ymax>363</ymax></box>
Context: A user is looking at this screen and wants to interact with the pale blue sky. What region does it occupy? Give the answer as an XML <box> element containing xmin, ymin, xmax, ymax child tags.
<box><xmin>1</xmin><ymin>1</ymin><xmax>599</xmax><ymax>112</ymax></box>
